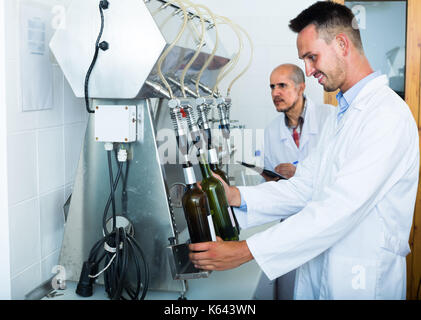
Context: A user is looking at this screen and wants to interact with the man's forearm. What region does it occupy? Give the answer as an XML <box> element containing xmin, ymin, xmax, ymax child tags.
<box><xmin>228</xmin><ymin>186</ymin><xmax>242</xmax><ymax>207</ymax></box>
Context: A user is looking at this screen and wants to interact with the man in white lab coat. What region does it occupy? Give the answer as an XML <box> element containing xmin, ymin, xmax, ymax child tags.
<box><xmin>263</xmin><ymin>64</ymin><xmax>335</xmax><ymax>180</ymax></box>
<box><xmin>190</xmin><ymin>1</ymin><xmax>419</xmax><ymax>299</ymax></box>
<box><xmin>261</xmin><ymin>64</ymin><xmax>335</xmax><ymax>299</ymax></box>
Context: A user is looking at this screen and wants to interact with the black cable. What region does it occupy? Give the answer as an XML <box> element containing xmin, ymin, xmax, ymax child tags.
<box><xmin>84</xmin><ymin>1</ymin><xmax>108</xmax><ymax>114</ymax></box>
<box><xmin>102</xmin><ymin>160</ymin><xmax>123</xmax><ymax>236</ymax></box>
<box><xmin>107</xmin><ymin>151</ymin><xmax>117</xmax><ymax>230</ymax></box>
<box><xmin>81</xmin><ymin>226</ymin><xmax>149</xmax><ymax>300</ymax></box>
<box><xmin>77</xmin><ymin>148</ymin><xmax>149</xmax><ymax>300</ymax></box>
<box><xmin>113</xmin><ymin>146</ymin><xmax>130</xmax><ymax>215</ymax></box>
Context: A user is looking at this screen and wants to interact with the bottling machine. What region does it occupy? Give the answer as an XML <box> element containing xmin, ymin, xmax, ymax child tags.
<box><xmin>49</xmin><ymin>0</ymin><xmax>256</xmax><ymax>299</ymax></box>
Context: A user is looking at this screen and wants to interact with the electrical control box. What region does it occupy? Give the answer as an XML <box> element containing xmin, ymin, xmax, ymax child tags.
<box><xmin>94</xmin><ymin>105</ymin><xmax>137</xmax><ymax>143</ymax></box>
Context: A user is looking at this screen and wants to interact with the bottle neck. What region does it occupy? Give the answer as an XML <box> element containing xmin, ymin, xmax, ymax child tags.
<box><xmin>208</xmin><ymin>148</ymin><xmax>219</xmax><ymax>165</ymax></box>
<box><xmin>183</xmin><ymin>163</ymin><xmax>197</xmax><ymax>186</ymax></box>
<box><xmin>198</xmin><ymin>151</ymin><xmax>213</xmax><ymax>179</ymax></box>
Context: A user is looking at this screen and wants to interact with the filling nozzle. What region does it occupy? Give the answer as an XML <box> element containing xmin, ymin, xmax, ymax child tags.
<box><xmin>168</xmin><ymin>99</ymin><xmax>189</xmax><ymax>162</ymax></box>
<box><xmin>195</xmin><ymin>97</ymin><xmax>214</xmax><ymax>150</ymax></box>
<box><xmin>195</xmin><ymin>97</ymin><xmax>210</xmax><ymax>130</ymax></box>
<box><xmin>216</xmin><ymin>97</ymin><xmax>231</xmax><ymax>139</ymax></box>
<box><xmin>216</xmin><ymin>97</ymin><xmax>233</xmax><ymax>160</ymax></box>
<box><xmin>180</xmin><ymin>100</ymin><xmax>204</xmax><ymax>152</ymax></box>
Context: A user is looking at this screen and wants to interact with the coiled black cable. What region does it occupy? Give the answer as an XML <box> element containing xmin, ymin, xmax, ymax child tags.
<box><xmin>76</xmin><ymin>148</ymin><xmax>149</xmax><ymax>300</ymax></box>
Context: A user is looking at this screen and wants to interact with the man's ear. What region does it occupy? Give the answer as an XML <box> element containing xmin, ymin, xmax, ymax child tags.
<box><xmin>335</xmin><ymin>33</ymin><xmax>350</xmax><ymax>56</ymax></box>
<box><xmin>298</xmin><ymin>82</ymin><xmax>306</xmax><ymax>96</ymax></box>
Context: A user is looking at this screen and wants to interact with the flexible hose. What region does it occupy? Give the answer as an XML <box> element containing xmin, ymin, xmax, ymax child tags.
<box><xmin>194</xmin><ymin>4</ymin><xmax>219</xmax><ymax>96</ymax></box>
<box><xmin>156</xmin><ymin>0</ymin><xmax>189</xmax><ymax>99</ymax></box>
<box><xmin>226</xmin><ymin>23</ymin><xmax>253</xmax><ymax>96</ymax></box>
<box><xmin>178</xmin><ymin>0</ymin><xmax>206</xmax><ymax>98</ymax></box>
<box><xmin>212</xmin><ymin>15</ymin><xmax>243</xmax><ymax>96</ymax></box>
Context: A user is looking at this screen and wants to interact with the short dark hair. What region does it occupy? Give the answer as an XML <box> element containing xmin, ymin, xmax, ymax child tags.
<box><xmin>289</xmin><ymin>1</ymin><xmax>363</xmax><ymax>52</ymax></box>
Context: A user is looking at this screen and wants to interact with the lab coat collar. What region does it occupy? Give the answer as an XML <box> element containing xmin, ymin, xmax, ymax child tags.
<box><xmin>349</xmin><ymin>75</ymin><xmax>389</xmax><ymax>111</ymax></box>
<box><xmin>279</xmin><ymin>97</ymin><xmax>318</xmax><ymax>142</ymax></box>
<box><xmin>334</xmin><ymin>75</ymin><xmax>389</xmax><ymax>135</ymax></box>
<box><xmin>302</xmin><ymin>98</ymin><xmax>319</xmax><ymax>135</ymax></box>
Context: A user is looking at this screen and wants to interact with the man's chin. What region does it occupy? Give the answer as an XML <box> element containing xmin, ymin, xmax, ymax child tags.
<box><xmin>320</xmin><ymin>79</ymin><xmax>340</xmax><ymax>92</ymax></box>
<box><xmin>322</xmin><ymin>84</ymin><xmax>339</xmax><ymax>92</ymax></box>
<box><xmin>274</xmin><ymin>101</ymin><xmax>295</xmax><ymax>112</ymax></box>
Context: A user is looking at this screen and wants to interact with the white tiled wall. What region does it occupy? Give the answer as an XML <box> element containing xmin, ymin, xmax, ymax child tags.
<box><xmin>4</xmin><ymin>0</ymin><xmax>86</xmax><ymax>299</ymax></box>
<box><xmin>0</xmin><ymin>0</ymin><xmax>12</xmax><ymax>300</ymax></box>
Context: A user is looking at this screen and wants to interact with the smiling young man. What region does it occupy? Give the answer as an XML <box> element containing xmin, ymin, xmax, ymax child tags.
<box><xmin>189</xmin><ymin>2</ymin><xmax>419</xmax><ymax>299</ymax></box>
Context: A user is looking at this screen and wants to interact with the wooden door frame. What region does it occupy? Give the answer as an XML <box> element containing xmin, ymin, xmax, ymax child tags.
<box><xmin>327</xmin><ymin>0</ymin><xmax>421</xmax><ymax>300</ymax></box>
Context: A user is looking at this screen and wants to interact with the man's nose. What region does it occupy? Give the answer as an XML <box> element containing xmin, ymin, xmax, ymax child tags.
<box><xmin>272</xmin><ymin>87</ymin><xmax>281</xmax><ymax>97</ymax></box>
<box><xmin>304</xmin><ymin>61</ymin><xmax>316</xmax><ymax>77</ymax></box>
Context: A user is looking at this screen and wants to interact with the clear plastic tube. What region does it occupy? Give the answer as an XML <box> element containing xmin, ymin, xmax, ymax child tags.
<box><xmin>212</xmin><ymin>16</ymin><xmax>243</xmax><ymax>96</ymax></box>
<box><xmin>194</xmin><ymin>4</ymin><xmax>219</xmax><ymax>96</ymax></box>
<box><xmin>156</xmin><ymin>0</ymin><xmax>189</xmax><ymax>99</ymax></box>
<box><xmin>178</xmin><ymin>0</ymin><xmax>206</xmax><ymax>98</ymax></box>
<box><xmin>226</xmin><ymin>23</ymin><xmax>254</xmax><ymax>96</ymax></box>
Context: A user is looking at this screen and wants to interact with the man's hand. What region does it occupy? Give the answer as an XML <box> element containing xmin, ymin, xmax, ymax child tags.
<box><xmin>189</xmin><ymin>237</ymin><xmax>253</xmax><ymax>271</ymax></box>
<box><xmin>274</xmin><ymin>163</ymin><xmax>296</xmax><ymax>179</ymax></box>
<box><xmin>209</xmin><ymin>172</ymin><xmax>242</xmax><ymax>207</ymax></box>
<box><xmin>261</xmin><ymin>172</ymin><xmax>280</xmax><ymax>182</ymax></box>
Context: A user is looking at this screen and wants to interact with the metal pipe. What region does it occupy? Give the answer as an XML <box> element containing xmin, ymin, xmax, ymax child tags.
<box><xmin>189</xmin><ymin>78</ymin><xmax>219</xmax><ymax>98</ymax></box>
<box><xmin>155</xmin><ymin>0</ymin><xmax>214</xmax><ymax>25</ymax></box>
<box><xmin>145</xmin><ymin>80</ymin><xmax>171</xmax><ymax>99</ymax></box>
<box><xmin>167</xmin><ymin>76</ymin><xmax>199</xmax><ymax>98</ymax></box>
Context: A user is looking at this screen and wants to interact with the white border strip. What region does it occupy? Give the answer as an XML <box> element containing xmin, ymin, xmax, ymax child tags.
<box><xmin>0</xmin><ymin>0</ymin><xmax>12</xmax><ymax>300</ymax></box>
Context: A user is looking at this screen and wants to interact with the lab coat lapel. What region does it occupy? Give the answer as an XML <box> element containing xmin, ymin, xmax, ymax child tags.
<box><xmin>299</xmin><ymin>99</ymin><xmax>318</xmax><ymax>150</ymax></box>
<box><xmin>334</xmin><ymin>75</ymin><xmax>389</xmax><ymax>136</ymax></box>
<box><xmin>279</xmin><ymin>114</ymin><xmax>297</xmax><ymax>151</ymax></box>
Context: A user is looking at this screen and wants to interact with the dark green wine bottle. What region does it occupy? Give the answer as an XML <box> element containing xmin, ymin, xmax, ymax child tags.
<box><xmin>208</xmin><ymin>148</ymin><xmax>241</xmax><ymax>235</ymax></box>
<box><xmin>198</xmin><ymin>151</ymin><xmax>239</xmax><ymax>241</ymax></box>
<box><xmin>181</xmin><ymin>164</ymin><xmax>216</xmax><ymax>243</ymax></box>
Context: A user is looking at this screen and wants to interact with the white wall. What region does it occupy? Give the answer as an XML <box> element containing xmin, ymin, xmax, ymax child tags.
<box><xmin>0</xmin><ymin>0</ymin><xmax>12</xmax><ymax>300</ymax></box>
<box><xmin>3</xmin><ymin>0</ymin><xmax>86</xmax><ymax>299</ymax></box>
<box><xmin>195</xmin><ymin>0</ymin><xmax>324</xmax><ymax>131</ymax></box>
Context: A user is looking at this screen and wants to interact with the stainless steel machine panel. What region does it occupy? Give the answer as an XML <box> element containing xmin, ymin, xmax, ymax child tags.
<box><xmin>59</xmin><ymin>99</ymin><xmax>185</xmax><ymax>293</ymax></box>
<box><xmin>49</xmin><ymin>0</ymin><xmax>166</xmax><ymax>99</ymax></box>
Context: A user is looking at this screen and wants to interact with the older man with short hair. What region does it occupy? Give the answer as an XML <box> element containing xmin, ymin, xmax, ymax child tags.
<box><xmin>264</xmin><ymin>63</ymin><xmax>335</xmax><ymax>180</ymax></box>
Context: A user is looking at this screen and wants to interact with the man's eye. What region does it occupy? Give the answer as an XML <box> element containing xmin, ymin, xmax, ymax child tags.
<box><xmin>309</xmin><ymin>55</ymin><xmax>316</xmax><ymax>61</ymax></box>
<box><xmin>270</xmin><ymin>83</ymin><xmax>287</xmax><ymax>90</ymax></box>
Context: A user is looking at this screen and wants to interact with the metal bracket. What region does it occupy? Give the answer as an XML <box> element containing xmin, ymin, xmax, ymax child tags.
<box><xmin>167</xmin><ymin>243</ymin><xmax>211</xmax><ymax>280</ymax></box>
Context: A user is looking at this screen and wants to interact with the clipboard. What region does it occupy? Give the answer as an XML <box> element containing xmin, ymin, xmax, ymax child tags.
<box><xmin>237</xmin><ymin>161</ymin><xmax>287</xmax><ymax>180</ymax></box>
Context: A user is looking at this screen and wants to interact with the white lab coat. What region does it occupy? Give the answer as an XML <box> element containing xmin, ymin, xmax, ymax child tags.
<box><xmin>262</xmin><ymin>97</ymin><xmax>336</xmax><ymax>299</ymax></box>
<box><xmin>264</xmin><ymin>97</ymin><xmax>336</xmax><ymax>171</ymax></box>
<box><xmin>235</xmin><ymin>75</ymin><xmax>419</xmax><ymax>299</ymax></box>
